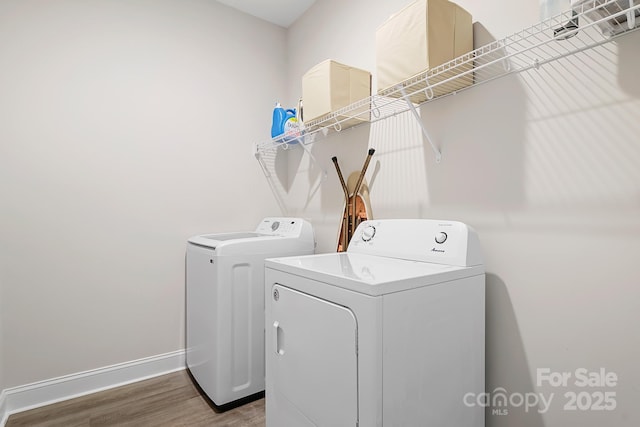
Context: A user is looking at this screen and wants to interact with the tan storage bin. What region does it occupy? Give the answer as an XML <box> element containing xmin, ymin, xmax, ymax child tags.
<box><xmin>376</xmin><ymin>0</ymin><xmax>473</xmax><ymax>103</ymax></box>
<box><xmin>302</xmin><ymin>60</ymin><xmax>372</xmax><ymax>130</ymax></box>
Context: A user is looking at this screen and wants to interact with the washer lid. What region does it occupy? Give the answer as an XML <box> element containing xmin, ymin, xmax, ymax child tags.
<box><xmin>187</xmin><ymin>217</ymin><xmax>315</xmax><ymax>252</ymax></box>
<box><xmin>265</xmin><ymin>252</ymin><xmax>484</xmax><ymax>296</ymax></box>
<box><xmin>188</xmin><ymin>232</ymin><xmax>274</xmax><ymax>248</ymax></box>
<box><xmin>199</xmin><ymin>232</ymin><xmax>264</xmax><ymax>241</ymax></box>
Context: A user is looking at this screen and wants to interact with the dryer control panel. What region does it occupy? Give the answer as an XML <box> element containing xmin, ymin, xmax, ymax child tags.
<box><xmin>348</xmin><ymin>219</ymin><xmax>482</xmax><ymax>267</ymax></box>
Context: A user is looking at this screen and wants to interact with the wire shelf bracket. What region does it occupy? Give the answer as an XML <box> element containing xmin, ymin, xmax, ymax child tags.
<box><xmin>398</xmin><ymin>85</ymin><xmax>442</xmax><ymax>163</ymax></box>
<box><xmin>254</xmin><ymin>140</ymin><xmax>328</xmax><ymax>181</ymax></box>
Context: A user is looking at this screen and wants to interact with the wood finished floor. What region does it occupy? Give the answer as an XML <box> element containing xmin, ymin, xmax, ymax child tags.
<box><xmin>6</xmin><ymin>370</ymin><xmax>265</xmax><ymax>427</ymax></box>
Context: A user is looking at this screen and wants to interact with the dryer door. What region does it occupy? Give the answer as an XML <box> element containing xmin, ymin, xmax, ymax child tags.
<box><xmin>267</xmin><ymin>284</ymin><xmax>358</xmax><ymax>427</ymax></box>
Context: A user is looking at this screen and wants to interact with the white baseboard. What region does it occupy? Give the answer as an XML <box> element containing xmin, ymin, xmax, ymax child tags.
<box><xmin>0</xmin><ymin>349</ymin><xmax>186</xmax><ymax>427</ymax></box>
<box><xmin>0</xmin><ymin>390</ymin><xmax>7</xmax><ymax>427</ymax></box>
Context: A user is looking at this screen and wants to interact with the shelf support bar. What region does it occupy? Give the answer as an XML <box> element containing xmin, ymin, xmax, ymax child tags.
<box><xmin>398</xmin><ymin>85</ymin><xmax>442</xmax><ymax>163</ymax></box>
<box><xmin>253</xmin><ymin>143</ymin><xmax>272</xmax><ymax>178</ymax></box>
<box><xmin>629</xmin><ymin>0</ymin><xmax>636</xmax><ymax>29</ymax></box>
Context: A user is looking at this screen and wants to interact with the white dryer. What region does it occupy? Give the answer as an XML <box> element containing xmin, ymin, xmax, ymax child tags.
<box><xmin>265</xmin><ymin>219</ymin><xmax>485</xmax><ymax>427</ymax></box>
<box><xmin>186</xmin><ymin>217</ymin><xmax>315</xmax><ymax>408</ymax></box>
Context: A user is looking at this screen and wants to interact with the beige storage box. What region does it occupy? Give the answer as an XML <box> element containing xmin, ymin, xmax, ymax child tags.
<box><xmin>376</xmin><ymin>0</ymin><xmax>473</xmax><ymax>103</ymax></box>
<box><xmin>302</xmin><ymin>59</ymin><xmax>372</xmax><ymax>130</ymax></box>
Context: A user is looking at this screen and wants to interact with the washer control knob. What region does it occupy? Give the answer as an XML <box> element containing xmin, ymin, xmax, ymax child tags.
<box><xmin>435</xmin><ymin>232</ymin><xmax>448</xmax><ymax>244</ymax></box>
<box><xmin>362</xmin><ymin>225</ymin><xmax>376</xmax><ymax>242</ymax></box>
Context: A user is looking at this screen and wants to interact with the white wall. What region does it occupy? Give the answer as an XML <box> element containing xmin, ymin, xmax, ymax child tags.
<box><xmin>1</xmin><ymin>1</ymin><xmax>639</xmax><ymax>426</ymax></box>
<box><xmin>276</xmin><ymin>0</ymin><xmax>640</xmax><ymax>426</ymax></box>
<box><xmin>0</xmin><ymin>0</ymin><xmax>285</xmax><ymax>389</ymax></box>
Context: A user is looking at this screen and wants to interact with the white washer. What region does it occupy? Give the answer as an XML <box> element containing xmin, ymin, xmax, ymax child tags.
<box><xmin>186</xmin><ymin>217</ymin><xmax>315</xmax><ymax>408</ymax></box>
<box><xmin>265</xmin><ymin>219</ymin><xmax>485</xmax><ymax>427</ymax></box>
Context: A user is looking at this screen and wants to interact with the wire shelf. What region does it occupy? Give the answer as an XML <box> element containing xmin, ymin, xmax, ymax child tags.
<box><xmin>254</xmin><ymin>0</ymin><xmax>640</xmax><ymax>160</ymax></box>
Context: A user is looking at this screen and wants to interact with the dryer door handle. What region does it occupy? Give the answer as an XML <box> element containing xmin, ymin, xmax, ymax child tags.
<box><xmin>273</xmin><ymin>321</ymin><xmax>285</xmax><ymax>356</ymax></box>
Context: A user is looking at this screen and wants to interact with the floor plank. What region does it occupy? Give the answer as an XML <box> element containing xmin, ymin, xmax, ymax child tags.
<box><xmin>6</xmin><ymin>370</ymin><xmax>265</xmax><ymax>427</ymax></box>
